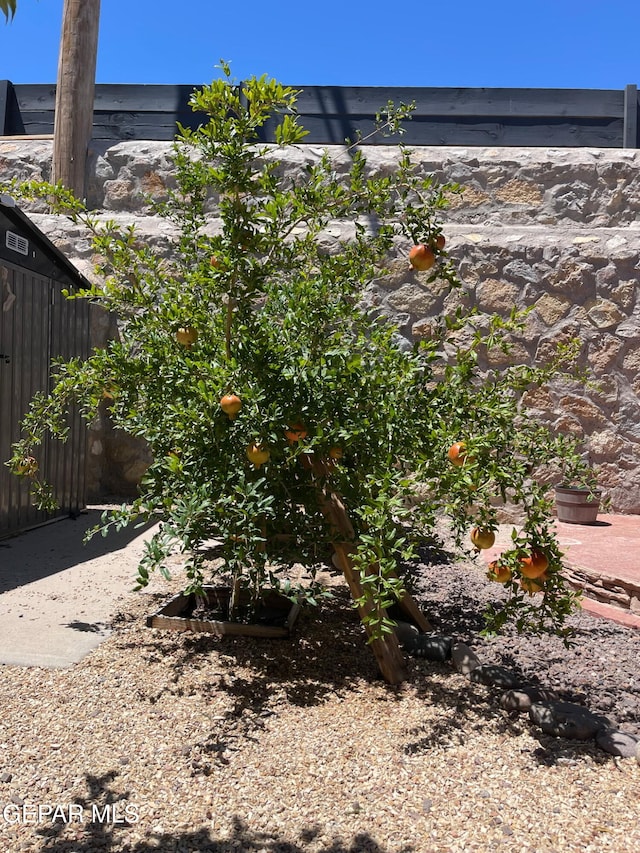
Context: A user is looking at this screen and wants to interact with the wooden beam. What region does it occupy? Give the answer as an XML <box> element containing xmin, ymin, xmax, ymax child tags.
<box><xmin>624</xmin><ymin>84</ymin><xmax>638</xmax><ymax>148</ymax></box>
<box><xmin>293</xmin><ymin>86</ymin><xmax>625</xmax><ymax>119</ymax></box>
<box><xmin>7</xmin><ymin>82</ymin><xmax>635</xmax><ymax>147</ymax></box>
<box><xmin>332</xmin><ymin>540</ymin><xmax>409</xmax><ymax>685</ymax></box>
<box><xmin>315</xmin><ymin>484</ymin><xmax>408</xmax><ymax>684</ymax></box>
<box><xmin>0</xmin><ymin>135</ymin><xmax>54</xmax><ymax>141</ymax></box>
<box><xmin>389</xmin><ymin>570</ymin><xmax>432</xmax><ymax>632</ymax></box>
<box><xmin>52</xmin><ymin>0</ymin><xmax>101</xmax><ymax>197</ymax></box>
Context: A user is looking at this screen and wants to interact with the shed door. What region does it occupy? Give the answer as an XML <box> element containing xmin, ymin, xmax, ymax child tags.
<box><xmin>0</xmin><ymin>261</ymin><xmax>87</xmax><ymax>537</ymax></box>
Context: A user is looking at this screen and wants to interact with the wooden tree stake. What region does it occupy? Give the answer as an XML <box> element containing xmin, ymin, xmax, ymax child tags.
<box><xmin>331</xmin><ymin>539</ymin><xmax>408</xmax><ymax>685</ymax></box>
<box><xmin>316</xmin><ymin>480</ymin><xmax>431</xmax><ymax>684</ymax></box>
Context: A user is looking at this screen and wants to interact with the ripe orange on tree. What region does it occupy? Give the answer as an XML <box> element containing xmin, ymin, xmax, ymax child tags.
<box><xmin>175</xmin><ymin>326</ymin><xmax>198</xmax><ymax>347</ymax></box>
<box><xmin>409</xmin><ymin>244</ymin><xmax>436</xmax><ymax>271</ymax></box>
<box><xmin>487</xmin><ymin>561</ymin><xmax>512</xmax><ymax>584</ymax></box>
<box><xmin>470</xmin><ymin>527</ymin><xmax>495</xmax><ymax>550</ymax></box>
<box><xmin>520</xmin><ymin>573</ymin><xmax>548</xmax><ymax>595</ymax></box>
<box><xmin>285</xmin><ymin>423</ymin><xmax>308</xmax><ymax>444</ymax></box>
<box><xmin>220</xmin><ymin>394</ymin><xmax>242</xmax><ymax>419</ymax></box>
<box><xmin>246</xmin><ymin>443</ymin><xmax>270</xmax><ymax>468</ymax></box>
<box><xmin>434</xmin><ymin>234</ymin><xmax>446</xmax><ymax>251</ymax></box>
<box><xmin>447</xmin><ymin>441</ymin><xmax>473</xmax><ymax>467</ymax></box>
<box><xmin>519</xmin><ymin>549</ymin><xmax>549</xmax><ymax>579</ymax></box>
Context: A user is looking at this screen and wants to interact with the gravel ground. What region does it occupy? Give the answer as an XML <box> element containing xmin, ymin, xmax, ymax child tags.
<box><xmin>0</xmin><ymin>536</ymin><xmax>639</xmax><ymax>853</ymax></box>
<box><xmin>410</xmin><ymin>540</ymin><xmax>640</xmax><ymax>739</ymax></box>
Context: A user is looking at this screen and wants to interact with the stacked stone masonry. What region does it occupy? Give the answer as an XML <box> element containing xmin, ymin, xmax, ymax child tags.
<box><xmin>1</xmin><ymin>140</ymin><xmax>639</xmax><ymax>511</ymax></box>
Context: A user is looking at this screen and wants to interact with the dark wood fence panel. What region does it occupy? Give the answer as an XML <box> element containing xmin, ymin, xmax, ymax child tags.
<box><xmin>257</xmin><ymin>114</ymin><xmax>623</xmax><ymax>148</ymax></box>
<box><xmin>276</xmin><ymin>85</ymin><xmax>631</xmax><ymax>147</ymax></box>
<box><xmin>0</xmin><ymin>81</ymin><xmax>638</xmax><ymax>147</ymax></box>
<box><xmin>624</xmin><ymin>84</ymin><xmax>638</xmax><ymax>148</ymax></box>
<box><xmin>0</xmin><ymin>80</ymin><xmax>26</xmax><ymax>135</ymax></box>
<box><xmin>291</xmin><ymin>86</ymin><xmax>626</xmax><ymax>118</ymax></box>
<box><xmin>0</xmin><ymin>79</ymin><xmax>9</xmax><ymax>135</ymax></box>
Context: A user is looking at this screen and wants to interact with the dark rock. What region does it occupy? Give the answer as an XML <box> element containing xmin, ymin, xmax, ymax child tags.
<box><xmin>596</xmin><ymin>729</ymin><xmax>640</xmax><ymax>758</ymax></box>
<box><xmin>500</xmin><ymin>686</ymin><xmax>556</xmax><ymax>712</ymax></box>
<box><xmin>394</xmin><ymin>621</ymin><xmax>420</xmax><ymax>647</ymax></box>
<box><xmin>529</xmin><ymin>700</ymin><xmax>604</xmax><ymax>740</ymax></box>
<box><xmin>469</xmin><ymin>664</ymin><xmax>521</xmax><ymax>689</ymax></box>
<box><xmin>404</xmin><ymin>634</ymin><xmax>453</xmax><ymax>662</ymax></box>
<box><xmin>0</xmin><ymin>772</ymin><xmax>12</xmax><ymax>783</ymax></box>
<box><xmin>451</xmin><ymin>641</ymin><xmax>481</xmax><ymax>675</ymax></box>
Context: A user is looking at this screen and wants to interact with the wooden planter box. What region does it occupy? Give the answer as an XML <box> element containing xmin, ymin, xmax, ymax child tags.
<box><xmin>146</xmin><ymin>585</ymin><xmax>301</xmax><ymax>638</ymax></box>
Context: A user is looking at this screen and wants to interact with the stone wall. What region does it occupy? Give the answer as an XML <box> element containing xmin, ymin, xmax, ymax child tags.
<box><xmin>1</xmin><ymin>139</ymin><xmax>639</xmax><ymax>511</ymax></box>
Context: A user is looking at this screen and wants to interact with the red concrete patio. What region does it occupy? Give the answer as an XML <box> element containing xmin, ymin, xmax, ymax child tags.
<box><xmin>482</xmin><ymin>514</ymin><xmax>640</xmax><ymax>630</ymax></box>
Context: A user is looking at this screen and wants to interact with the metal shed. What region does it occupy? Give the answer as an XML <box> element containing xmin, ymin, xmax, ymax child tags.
<box><xmin>0</xmin><ymin>195</ymin><xmax>90</xmax><ymax>538</ymax></box>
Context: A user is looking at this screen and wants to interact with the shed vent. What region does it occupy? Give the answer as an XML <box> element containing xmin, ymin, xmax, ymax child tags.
<box><xmin>6</xmin><ymin>231</ymin><xmax>29</xmax><ymax>256</ymax></box>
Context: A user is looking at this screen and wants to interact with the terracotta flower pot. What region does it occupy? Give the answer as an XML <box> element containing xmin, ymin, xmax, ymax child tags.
<box><xmin>555</xmin><ymin>485</ymin><xmax>601</xmax><ymax>525</ymax></box>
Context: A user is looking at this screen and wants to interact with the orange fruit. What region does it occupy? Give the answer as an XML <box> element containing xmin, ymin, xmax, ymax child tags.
<box><xmin>519</xmin><ymin>549</ymin><xmax>549</xmax><ymax>579</ymax></box>
<box><xmin>246</xmin><ymin>443</ymin><xmax>270</xmax><ymax>468</ymax></box>
<box><xmin>328</xmin><ymin>446</ymin><xmax>343</xmax><ymax>460</ymax></box>
<box><xmin>285</xmin><ymin>423</ymin><xmax>308</xmax><ymax>444</ymax></box>
<box><xmin>409</xmin><ymin>244</ymin><xmax>436</xmax><ymax>271</ymax></box>
<box><xmin>520</xmin><ymin>574</ymin><xmax>548</xmax><ymax>595</ymax></box>
<box><xmin>470</xmin><ymin>527</ymin><xmax>495</xmax><ymax>550</ymax></box>
<box><xmin>487</xmin><ymin>561</ymin><xmax>512</xmax><ymax>584</ymax></box>
<box><xmin>220</xmin><ymin>394</ymin><xmax>242</xmax><ymax>419</ymax></box>
<box><xmin>447</xmin><ymin>441</ymin><xmax>473</xmax><ymax>467</ymax></box>
<box><xmin>175</xmin><ymin>326</ymin><xmax>198</xmax><ymax>346</ymax></box>
<box><xmin>434</xmin><ymin>234</ymin><xmax>446</xmax><ymax>251</ymax></box>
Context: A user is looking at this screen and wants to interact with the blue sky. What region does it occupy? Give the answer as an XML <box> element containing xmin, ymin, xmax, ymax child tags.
<box><xmin>1</xmin><ymin>0</ymin><xmax>639</xmax><ymax>89</ymax></box>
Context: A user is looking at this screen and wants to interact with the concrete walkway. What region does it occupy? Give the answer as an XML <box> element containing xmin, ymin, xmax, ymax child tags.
<box><xmin>0</xmin><ymin>509</ymin><xmax>159</xmax><ymax>668</ymax></box>
<box><xmin>0</xmin><ymin>510</ymin><xmax>638</xmax><ymax>670</ymax></box>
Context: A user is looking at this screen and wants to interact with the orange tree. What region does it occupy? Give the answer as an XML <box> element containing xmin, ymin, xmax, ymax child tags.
<box><xmin>6</xmin><ymin>63</ymin><xmax>589</xmax><ymax>646</ymax></box>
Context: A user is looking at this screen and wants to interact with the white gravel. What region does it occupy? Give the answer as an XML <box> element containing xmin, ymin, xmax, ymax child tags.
<box><xmin>0</xmin><ymin>510</ymin><xmax>639</xmax><ymax>852</ymax></box>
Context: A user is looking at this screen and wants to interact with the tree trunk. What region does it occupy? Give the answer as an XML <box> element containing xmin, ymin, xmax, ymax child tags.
<box><xmin>52</xmin><ymin>0</ymin><xmax>101</xmax><ymax>198</ymax></box>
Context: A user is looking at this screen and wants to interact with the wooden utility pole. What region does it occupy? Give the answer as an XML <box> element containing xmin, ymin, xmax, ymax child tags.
<box><xmin>52</xmin><ymin>0</ymin><xmax>101</xmax><ymax>198</ymax></box>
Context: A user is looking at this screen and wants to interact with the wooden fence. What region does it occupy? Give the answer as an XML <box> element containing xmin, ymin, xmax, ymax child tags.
<box><xmin>0</xmin><ymin>81</ymin><xmax>638</xmax><ymax>148</ymax></box>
